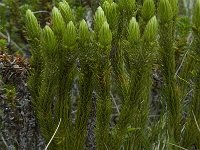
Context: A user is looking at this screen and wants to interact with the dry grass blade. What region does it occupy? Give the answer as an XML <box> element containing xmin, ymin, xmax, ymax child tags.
<box><xmin>110</xmin><ymin>91</ymin><xmax>120</xmax><ymax>114</ymax></box>
<box><xmin>168</xmin><ymin>142</ymin><xmax>188</xmax><ymax>150</ymax></box>
<box><xmin>44</xmin><ymin>118</ymin><xmax>62</xmax><ymax>150</ymax></box>
<box><xmin>192</xmin><ymin>111</ymin><xmax>200</xmax><ymax>134</ymax></box>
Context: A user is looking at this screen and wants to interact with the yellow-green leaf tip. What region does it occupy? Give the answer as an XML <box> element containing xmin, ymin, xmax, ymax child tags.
<box><xmin>42</xmin><ymin>26</ymin><xmax>56</xmax><ymax>51</ymax></box>
<box><xmin>64</xmin><ymin>21</ymin><xmax>77</xmax><ymax>47</ymax></box>
<box><xmin>158</xmin><ymin>0</ymin><xmax>173</xmax><ymax>23</ymax></box>
<box><xmin>79</xmin><ymin>19</ymin><xmax>90</xmax><ymax>43</ymax></box>
<box><xmin>94</xmin><ymin>6</ymin><xmax>107</xmax><ymax>33</ymax></box>
<box><xmin>99</xmin><ymin>21</ymin><xmax>112</xmax><ymax>46</ymax></box>
<box><xmin>25</xmin><ymin>9</ymin><xmax>41</xmax><ymax>39</ymax></box>
<box><xmin>128</xmin><ymin>17</ymin><xmax>140</xmax><ymax>43</ymax></box>
<box><xmin>58</xmin><ymin>1</ymin><xmax>75</xmax><ymax>24</ymax></box>
<box><xmin>51</xmin><ymin>7</ymin><xmax>65</xmax><ymax>35</ymax></box>
<box><xmin>142</xmin><ymin>0</ymin><xmax>155</xmax><ymax>21</ymax></box>
<box><xmin>144</xmin><ymin>16</ymin><xmax>158</xmax><ymax>41</ymax></box>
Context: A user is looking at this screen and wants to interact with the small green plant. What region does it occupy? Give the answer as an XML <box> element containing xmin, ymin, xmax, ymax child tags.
<box><xmin>4</xmin><ymin>85</ymin><xmax>17</xmax><ymax>109</ymax></box>
<box><xmin>0</xmin><ymin>39</ymin><xmax>7</xmax><ymax>52</ymax></box>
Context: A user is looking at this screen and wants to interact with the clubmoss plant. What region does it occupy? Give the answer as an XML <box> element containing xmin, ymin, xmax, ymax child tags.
<box><xmin>36</xmin><ymin>25</ymin><xmax>58</xmax><ymax>149</ymax></box>
<box><xmin>94</xmin><ymin>19</ymin><xmax>112</xmax><ymax>150</ymax></box>
<box><xmin>102</xmin><ymin>15</ymin><xmax>158</xmax><ymax>150</ymax></box>
<box><xmin>74</xmin><ymin>19</ymin><xmax>94</xmax><ymax>150</ymax></box>
<box><xmin>26</xmin><ymin>5</ymin><xmax>78</xmax><ymax>149</ymax></box>
<box><xmin>158</xmin><ymin>0</ymin><xmax>181</xmax><ymax>147</ymax></box>
<box><xmin>54</xmin><ymin>20</ymin><xmax>77</xmax><ymax>150</ymax></box>
<box><xmin>123</xmin><ymin>16</ymin><xmax>158</xmax><ymax>150</ymax></box>
<box><xmin>26</xmin><ymin>9</ymin><xmax>42</xmax><ymax>105</ymax></box>
<box><xmin>107</xmin><ymin>0</ymin><xmax>134</xmax><ymax>110</ymax></box>
<box><xmin>109</xmin><ymin>17</ymin><xmax>141</xmax><ymax>150</ymax></box>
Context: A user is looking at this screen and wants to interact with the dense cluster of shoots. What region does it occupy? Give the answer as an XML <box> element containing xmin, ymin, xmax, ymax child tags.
<box><xmin>25</xmin><ymin>0</ymin><xmax>200</xmax><ymax>149</ymax></box>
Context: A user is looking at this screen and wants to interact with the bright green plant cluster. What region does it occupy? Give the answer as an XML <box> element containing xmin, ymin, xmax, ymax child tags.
<box><xmin>25</xmin><ymin>0</ymin><xmax>200</xmax><ymax>149</ymax></box>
